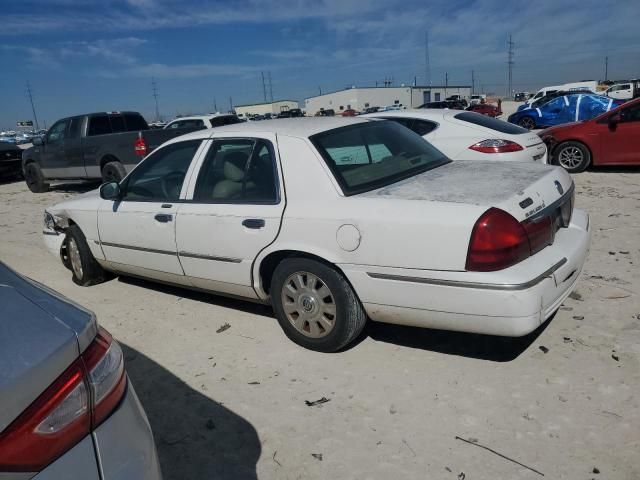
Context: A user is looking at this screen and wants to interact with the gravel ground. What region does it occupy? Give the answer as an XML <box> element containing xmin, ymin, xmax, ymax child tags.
<box><xmin>0</xmin><ymin>168</ymin><xmax>638</xmax><ymax>480</ymax></box>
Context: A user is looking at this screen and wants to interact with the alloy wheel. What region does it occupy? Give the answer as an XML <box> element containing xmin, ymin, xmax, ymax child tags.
<box><xmin>280</xmin><ymin>271</ymin><xmax>337</xmax><ymax>338</ymax></box>
<box><xmin>558</xmin><ymin>146</ymin><xmax>584</xmax><ymax>169</ymax></box>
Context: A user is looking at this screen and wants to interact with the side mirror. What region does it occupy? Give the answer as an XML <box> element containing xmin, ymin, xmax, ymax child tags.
<box><xmin>99</xmin><ymin>181</ymin><xmax>122</xmax><ymax>200</ymax></box>
<box><xmin>608</xmin><ymin>113</ymin><xmax>621</xmax><ymax>129</ymax></box>
<box><xmin>32</xmin><ymin>137</ymin><xmax>43</xmax><ymax>146</ymax></box>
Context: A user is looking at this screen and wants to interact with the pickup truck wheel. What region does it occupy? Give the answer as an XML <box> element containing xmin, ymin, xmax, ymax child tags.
<box><xmin>271</xmin><ymin>258</ymin><xmax>367</xmax><ymax>352</ymax></box>
<box><xmin>24</xmin><ymin>163</ymin><xmax>49</xmax><ymax>193</ymax></box>
<box><xmin>65</xmin><ymin>225</ymin><xmax>106</xmax><ymax>286</ymax></box>
<box><xmin>553</xmin><ymin>141</ymin><xmax>591</xmax><ymax>173</ymax></box>
<box><xmin>102</xmin><ymin>161</ymin><xmax>127</xmax><ymax>183</ymax></box>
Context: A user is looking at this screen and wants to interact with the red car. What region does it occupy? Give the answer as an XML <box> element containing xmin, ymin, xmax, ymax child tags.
<box><xmin>341</xmin><ymin>109</ymin><xmax>358</xmax><ymax>117</ymax></box>
<box><xmin>466</xmin><ymin>103</ymin><xmax>502</xmax><ymax>117</ymax></box>
<box><xmin>539</xmin><ymin>98</ymin><xmax>640</xmax><ymax>172</ymax></box>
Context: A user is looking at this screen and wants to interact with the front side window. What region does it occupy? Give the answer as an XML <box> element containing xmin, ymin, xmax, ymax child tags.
<box><xmin>122</xmin><ymin>140</ymin><xmax>202</xmax><ymax>202</ymax></box>
<box><xmin>620</xmin><ymin>103</ymin><xmax>640</xmax><ymax>122</ymax></box>
<box><xmin>47</xmin><ymin>120</ymin><xmax>69</xmax><ymax>143</ymax></box>
<box><xmin>193</xmin><ymin>139</ymin><xmax>279</xmax><ymax>203</ymax></box>
<box><xmin>67</xmin><ymin>118</ymin><xmax>82</xmax><ymax>139</ymax></box>
<box><xmin>311</xmin><ymin>121</ymin><xmax>449</xmax><ymax>196</ymax></box>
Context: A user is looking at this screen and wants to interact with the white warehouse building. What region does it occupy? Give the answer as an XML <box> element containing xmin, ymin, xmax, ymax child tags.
<box><xmin>304</xmin><ymin>85</ymin><xmax>472</xmax><ymax>115</ymax></box>
<box><xmin>234</xmin><ymin>100</ymin><xmax>299</xmax><ymax>117</ymax></box>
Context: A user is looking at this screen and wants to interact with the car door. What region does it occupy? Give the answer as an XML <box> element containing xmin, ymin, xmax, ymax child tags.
<box><xmin>97</xmin><ymin>139</ymin><xmax>206</xmax><ymax>283</ymax></box>
<box><xmin>599</xmin><ymin>103</ymin><xmax>640</xmax><ymax>164</ymax></box>
<box><xmin>39</xmin><ymin>119</ymin><xmax>70</xmax><ymax>178</ymax></box>
<box><xmin>176</xmin><ymin>136</ymin><xmax>285</xmax><ymax>298</ymax></box>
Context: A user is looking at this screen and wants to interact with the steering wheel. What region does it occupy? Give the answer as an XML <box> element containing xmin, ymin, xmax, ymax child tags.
<box><xmin>160</xmin><ymin>171</ymin><xmax>185</xmax><ymax>200</ymax></box>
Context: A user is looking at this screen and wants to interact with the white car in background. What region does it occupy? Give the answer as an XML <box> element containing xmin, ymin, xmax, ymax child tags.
<box><xmin>363</xmin><ymin>109</ymin><xmax>548</xmax><ymax>163</ymax></box>
<box><xmin>43</xmin><ymin>118</ymin><xmax>589</xmax><ymax>352</ymax></box>
<box><xmin>163</xmin><ymin>114</ymin><xmax>242</xmax><ymax>130</ymax></box>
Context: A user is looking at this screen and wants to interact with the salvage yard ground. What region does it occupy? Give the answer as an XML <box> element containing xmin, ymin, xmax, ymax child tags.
<box><xmin>0</xmin><ymin>169</ymin><xmax>638</xmax><ymax>479</ymax></box>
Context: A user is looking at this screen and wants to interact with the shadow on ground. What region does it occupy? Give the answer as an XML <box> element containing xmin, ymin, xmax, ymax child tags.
<box><xmin>119</xmin><ymin>276</ymin><xmax>548</xmax><ymax>361</ymax></box>
<box><xmin>362</xmin><ymin>314</ymin><xmax>553</xmax><ymax>362</ymax></box>
<box><xmin>47</xmin><ymin>181</ymin><xmax>101</xmax><ymax>194</ymax></box>
<box><xmin>121</xmin><ymin>343</ymin><xmax>262</xmax><ymax>480</ymax></box>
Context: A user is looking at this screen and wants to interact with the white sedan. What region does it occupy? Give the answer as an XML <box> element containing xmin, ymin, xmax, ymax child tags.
<box><xmin>163</xmin><ymin>113</ymin><xmax>243</xmax><ymax>130</ymax></box>
<box><xmin>43</xmin><ymin>118</ymin><xmax>590</xmax><ymax>352</ymax></box>
<box><xmin>363</xmin><ymin>109</ymin><xmax>548</xmax><ymax>163</ymax></box>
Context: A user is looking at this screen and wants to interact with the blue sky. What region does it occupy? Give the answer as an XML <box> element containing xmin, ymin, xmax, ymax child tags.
<box><xmin>1</xmin><ymin>0</ymin><xmax>639</xmax><ymax>129</ymax></box>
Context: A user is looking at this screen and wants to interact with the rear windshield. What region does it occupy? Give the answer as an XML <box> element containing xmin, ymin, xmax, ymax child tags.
<box><xmin>454</xmin><ymin>112</ymin><xmax>528</xmax><ymax>134</ymax></box>
<box><xmin>124</xmin><ymin>114</ymin><xmax>148</xmax><ymax>131</ymax></box>
<box><xmin>311</xmin><ymin>121</ymin><xmax>449</xmax><ymax>196</ymax></box>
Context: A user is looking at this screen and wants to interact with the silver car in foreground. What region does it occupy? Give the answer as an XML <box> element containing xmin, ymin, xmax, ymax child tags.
<box><xmin>0</xmin><ymin>262</ymin><xmax>162</xmax><ymax>479</ymax></box>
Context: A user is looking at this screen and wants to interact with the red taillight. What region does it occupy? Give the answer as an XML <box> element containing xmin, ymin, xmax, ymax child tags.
<box><xmin>522</xmin><ymin>215</ymin><xmax>554</xmax><ymax>255</ymax></box>
<box><xmin>0</xmin><ymin>328</ymin><xmax>126</xmax><ymax>472</ymax></box>
<box><xmin>134</xmin><ymin>133</ymin><xmax>147</xmax><ymax>157</ymax></box>
<box><xmin>466</xmin><ymin>208</ymin><xmax>530</xmax><ymax>271</ymax></box>
<box><xmin>469</xmin><ymin>139</ymin><xmax>524</xmax><ymax>153</ymax></box>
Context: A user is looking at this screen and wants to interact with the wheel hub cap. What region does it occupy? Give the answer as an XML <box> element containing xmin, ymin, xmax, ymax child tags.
<box><xmin>281</xmin><ymin>272</ymin><xmax>336</xmax><ymax>339</ymax></box>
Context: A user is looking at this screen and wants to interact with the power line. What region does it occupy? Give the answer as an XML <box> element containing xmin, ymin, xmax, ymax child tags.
<box><xmin>151</xmin><ymin>77</ymin><xmax>160</xmax><ymax>122</ymax></box>
<box><xmin>26</xmin><ymin>81</ymin><xmax>40</xmax><ymax>131</ymax></box>
<box><xmin>507</xmin><ymin>33</ymin><xmax>515</xmax><ymax>97</ymax></box>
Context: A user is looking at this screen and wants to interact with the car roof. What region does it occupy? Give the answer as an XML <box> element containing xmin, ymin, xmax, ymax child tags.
<box><xmin>168</xmin><ymin>114</ymin><xmax>234</xmax><ymax>122</ymax></box>
<box><xmin>362</xmin><ymin>109</ymin><xmax>451</xmax><ymax>121</ymax></box>
<box><xmin>174</xmin><ymin>117</ymin><xmax>375</xmax><ymax>140</ymax></box>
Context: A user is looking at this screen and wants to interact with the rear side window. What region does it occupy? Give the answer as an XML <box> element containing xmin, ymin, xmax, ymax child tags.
<box><xmin>124</xmin><ymin>114</ymin><xmax>148</xmax><ymax>131</ymax></box>
<box><xmin>87</xmin><ymin>115</ymin><xmax>112</xmax><ymax>136</ymax></box>
<box><xmin>109</xmin><ymin>115</ymin><xmax>126</xmax><ymax>133</ymax></box>
<box><xmin>454</xmin><ymin>112</ymin><xmax>528</xmax><ymax>134</ymax></box>
<box><xmin>168</xmin><ymin>119</ymin><xmax>205</xmax><ymax>129</ymax></box>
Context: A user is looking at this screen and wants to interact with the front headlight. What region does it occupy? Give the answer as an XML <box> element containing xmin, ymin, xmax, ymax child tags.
<box><xmin>44</xmin><ymin>211</ymin><xmax>56</xmax><ymax>231</ymax></box>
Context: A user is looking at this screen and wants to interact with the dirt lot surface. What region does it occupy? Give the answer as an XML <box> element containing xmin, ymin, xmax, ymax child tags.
<box><xmin>1</xmin><ymin>169</ymin><xmax>638</xmax><ymax>480</ymax></box>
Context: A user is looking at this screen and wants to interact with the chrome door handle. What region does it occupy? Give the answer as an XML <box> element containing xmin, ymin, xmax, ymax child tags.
<box><xmin>242</xmin><ymin>218</ymin><xmax>265</xmax><ymax>229</ymax></box>
<box><xmin>154</xmin><ymin>213</ymin><xmax>173</xmax><ymax>223</ymax></box>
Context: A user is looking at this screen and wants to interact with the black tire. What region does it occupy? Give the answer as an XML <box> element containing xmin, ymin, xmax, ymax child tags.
<box><xmin>552</xmin><ymin>141</ymin><xmax>591</xmax><ymax>173</ymax></box>
<box><xmin>65</xmin><ymin>225</ymin><xmax>106</xmax><ymax>286</ymax></box>
<box><xmin>518</xmin><ymin>116</ymin><xmax>536</xmax><ymax>130</ymax></box>
<box><xmin>102</xmin><ymin>161</ymin><xmax>127</xmax><ymax>183</ymax></box>
<box><xmin>271</xmin><ymin>258</ymin><xmax>367</xmax><ymax>352</ymax></box>
<box><xmin>24</xmin><ymin>162</ymin><xmax>49</xmax><ymax>193</ymax></box>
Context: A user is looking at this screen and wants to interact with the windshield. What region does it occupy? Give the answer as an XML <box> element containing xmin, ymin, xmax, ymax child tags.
<box><xmin>310</xmin><ymin>120</ymin><xmax>450</xmax><ymax>196</ymax></box>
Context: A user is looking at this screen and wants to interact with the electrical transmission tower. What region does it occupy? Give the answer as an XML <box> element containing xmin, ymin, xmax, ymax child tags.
<box><xmin>425</xmin><ymin>30</ymin><xmax>431</xmax><ymax>86</ymax></box>
<box><xmin>604</xmin><ymin>56</ymin><xmax>609</xmax><ymax>81</ymax></box>
<box><xmin>471</xmin><ymin>70</ymin><xmax>475</xmax><ymax>95</ymax></box>
<box><xmin>507</xmin><ymin>34</ymin><xmax>514</xmax><ymax>97</ymax></box>
<box><xmin>151</xmin><ymin>78</ymin><xmax>160</xmax><ymax>122</ymax></box>
<box><xmin>26</xmin><ymin>81</ymin><xmax>40</xmax><ymax>131</ymax></box>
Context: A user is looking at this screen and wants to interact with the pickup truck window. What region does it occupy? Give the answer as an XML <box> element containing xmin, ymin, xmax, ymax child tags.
<box><xmin>193</xmin><ymin>139</ymin><xmax>278</xmax><ymax>203</ymax></box>
<box><xmin>124</xmin><ymin>114</ymin><xmax>148</xmax><ymax>132</ymax></box>
<box><xmin>88</xmin><ymin>115</ymin><xmax>112</xmax><ymax>136</ymax></box>
<box><xmin>47</xmin><ymin>120</ymin><xmax>69</xmax><ymax>143</ymax></box>
<box><xmin>67</xmin><ymin>118</ymin><xmax>82</xmax><ymax>139</ymax></box>
<box><xmin>121</xmin><ymin>140</ymin><xmax>202</xmax><ymax>202</ymax></box>
<box><xmin>109</xmin><ymin>114</ymin><xmax>126</xmax><ymax>133</ymax></box>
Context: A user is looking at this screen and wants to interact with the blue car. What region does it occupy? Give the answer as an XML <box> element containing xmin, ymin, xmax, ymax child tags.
<box><xmin>508</xmin><ymin>93</ymin><xmax>624</xmax><ymax>130</ymax></box>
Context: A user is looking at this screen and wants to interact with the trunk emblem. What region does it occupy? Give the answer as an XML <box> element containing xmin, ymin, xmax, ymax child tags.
<box><xmin>554</xmin><ymin>180</ymin><xmax>564</xmax><ymax>195</ymax></box>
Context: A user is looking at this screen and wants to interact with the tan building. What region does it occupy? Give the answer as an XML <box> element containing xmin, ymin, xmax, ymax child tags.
<box><xmin>234</xmin><ymin>100</ymin><xmax>299</xmax><ymax>117</ymax></box>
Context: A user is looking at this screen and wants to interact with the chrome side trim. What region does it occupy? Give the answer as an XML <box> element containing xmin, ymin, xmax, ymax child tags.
<box><xmin>366</xmin><ymin>258</ymin><xmax>567</xmax><ymax>291</ymax></box>
<box><xmin>178</xmin><ymin>251</ymin><xmax>242</xmax><ymax>263</ymax></box>
<box><xmin>99</xmin><ymin>241</ymin><xmax>176</xmax><ymax>256</ymax></box>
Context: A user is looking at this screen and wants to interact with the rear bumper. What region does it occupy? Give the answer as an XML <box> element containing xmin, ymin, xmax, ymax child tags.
<box><xmin>341</xmin><ymin>209</ymin><xmax>591</xmax><ymax>337</ymax></box>
<box><xmin>92</xmin><ymin>379</ymin><xmax>163</xmax><ymax>480</ymax></box>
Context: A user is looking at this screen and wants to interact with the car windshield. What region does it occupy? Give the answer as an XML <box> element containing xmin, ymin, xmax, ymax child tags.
<box><xmin>311</xmin><ymin>120</ymin><xmax>449</xmax><ymax>196</ymax></box>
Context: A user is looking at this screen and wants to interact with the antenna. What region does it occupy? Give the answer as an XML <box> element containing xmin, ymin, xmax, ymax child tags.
<box><xmin>268</xmin><ymin>71</ymin><xmax>274</xmax><ymax>102</ymax></box>
<box><xmin>507</xmin><ymin>34</ymin><xmax>515</xmax><ymax>97</ymax></box>
<box><xmin>151</xmin><ymin>77</ymin><xmax>160</xmax><ymax>122</ymax></box>
<box><xmin>26</xmin><ymin>81</ymin><xmax>40</xmax><ymax>131</ymax></box>
<box><xmin>424</xmin><ymin>30</ymin><xmax>431</xmax><ymax>86</ymax></box>
<box><xmin>261</xmin><ymin>72</ymin><xmax>267</xmax><ymax>103</ymax></box>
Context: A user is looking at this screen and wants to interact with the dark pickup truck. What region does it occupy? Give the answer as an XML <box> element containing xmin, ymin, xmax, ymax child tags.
<box><xmin>22</xmin><ymin>111</ymin><xmax>199</xmax><ymax>192</ymax></box>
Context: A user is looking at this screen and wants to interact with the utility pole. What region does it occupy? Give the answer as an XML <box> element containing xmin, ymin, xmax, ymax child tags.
<box><xmin>424</xmin><ymin>30</ymin><xmax>431</xmax><ymax>86</ymax></box>
<box><xmin>604</xmin><ymin>56</ymin><xmax>609</xmax><ymax>81</ymax></box>
<box><xmin>229</xmin><ymin>96</ymin><xmax>233</xmax><ymax>113</ymax></box>
<box><xmin>261</xmin><ymin>72</ymin><xmax>267</xmax><ymax>103</ymax></box>
<box><xmin>471</xmin><ymin>70</ymin><xmax>475</xmax><ymax>95</ymax></box>
<box><xmin>213</xmin><ymin>97</ymin><xmax>218</xmax><ymax>113</ymax></box>
<box><xmin>268</xmin><ymin>71</ymin><xmax>274</xmax><ymax>102</ymax></box>
<box><xmin>151</xmin><ymin>78</ymin><xmax>160</xmax><ymax>122</ymax></box>
<box><xmin>445</xmin><ymin>72</ymin><xmax>448</xmax><ymax>97</ymax></box>
<box><xmin>318</xmin><ymin>86</ymin><xmax>322</xmax><ymax>95</ymax></box>
<box><xmin>26</xmin><ymin>81</ymin><xmax>40</xmax><ymax>131</ymax></box>
<box><xmin>507</xmin><ymin>34</ymin><xmax>515</xmax><ymax>98</ymax></box>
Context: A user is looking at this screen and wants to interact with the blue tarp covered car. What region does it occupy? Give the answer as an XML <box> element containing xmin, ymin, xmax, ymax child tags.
<box><xmin>508</xmin><ymin>94</ymin><xmax>624</xmax><ymax>129</ymax></box>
